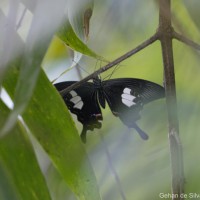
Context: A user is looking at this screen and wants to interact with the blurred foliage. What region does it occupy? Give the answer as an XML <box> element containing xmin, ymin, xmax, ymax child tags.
<box><xmin>0</xmin><ymin>0</ymin><xmax>200</xmax><ymax>200</ymax></box>
<box><xmin>183</xmin><ymin>0</ymin><xmax>200</xmax><ymax>32</ymax></box>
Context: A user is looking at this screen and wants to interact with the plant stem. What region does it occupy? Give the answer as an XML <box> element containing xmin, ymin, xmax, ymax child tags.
<box><xmin>158</xmin><ymin>1</ymin><xmax>184</xmax><ymax>199</ymax></box>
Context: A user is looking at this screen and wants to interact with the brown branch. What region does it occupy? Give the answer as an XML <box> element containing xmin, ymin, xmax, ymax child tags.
<box><xmin>158</xmin><ymin>1</ymin><xmax>184</xmax><ymax>199</ymax></box>
<box><xmin>59</xmin><ymin>33</ymin><xmax>158</xmax><ymax>96</ymax></box>
<box><xmin>173</xmin><ymin>31</ymin><xmax>200</xmax><ymax>51</ymax></box>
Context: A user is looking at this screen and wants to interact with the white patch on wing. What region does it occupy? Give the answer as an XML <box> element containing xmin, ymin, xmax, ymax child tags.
<box><xmin>74</xmin><ymin>101</ymin><xmax>84</xmax><ymax>109</ymax></box>
<box><xmin>123</xmin><ymin>88</ymin><xmax>131</xmax><ymax>94</ymax></box>
<box><xmin>69</xmin><ymin>90</ymin><xmax>77</xmax><ymax>97</ymax></box>
<box><xmin>121</xmin><ymin>87</ymin><xmax>136</xmax><ymax>107</ymax></box>
<box><xmin>69</xmin><ymin>90</ymin><xmax>84</xmax><ymax>110</ymax></box>
<box><xmin>121</xmin><ymin>93</ymin><xmax>135</xmax><ymax>101</ymax></box>
<box><xmin>70</xmin><ymin>96</ymin><xmax>81</xmax><ymax>104</ymax></box>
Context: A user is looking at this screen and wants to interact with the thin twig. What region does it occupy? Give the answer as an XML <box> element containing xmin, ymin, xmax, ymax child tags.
<box><xmin>59</xmin><ymin>33</ymin><xmax>158</xmax><ymax>96</ymax></box>
<box><xmin>99</xmin><ymin>133</ymin><xmax>127</xmax><ymax>200</ymax></box>
<box><xmin>173</xmin><ymin>31</ymin><xmax>200</xmax><ymax>51</ymax></box>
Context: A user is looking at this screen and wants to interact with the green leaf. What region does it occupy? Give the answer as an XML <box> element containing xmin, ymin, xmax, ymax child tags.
<box><xmin>23</xmin><ymin>70</ymin><xmax>101</xmax><ymax>200</ymax></box>
<box><xmin>57</xmin><ymin>0</ymin><xmax>104</xmax><ymax>60</ymax></box>
<box><xmin>0</xmin><ymin>100</ymin><xmax>51</xmax><ymax>200</ymax></box>
<box><xmin>46</xmin><ymin>165</ymin><xmax>76</xmax><ymax>200</ymax></box>
<box><xmin>57</xmin><ymin>21</ymin><xmax>104</xmax><ymax>60</ymax></box>
<box><xmin>2</xmin><ymin>66</ymin><xmax>101</xmax><ymax>200</ymax></box>
<box><xmin>0</xmin><ymin>164</ymin><xmax>19</xmax><ymax>200</ymax></box>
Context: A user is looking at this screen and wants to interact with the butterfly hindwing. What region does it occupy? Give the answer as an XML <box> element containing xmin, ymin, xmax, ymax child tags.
<box><xmin>55</xmin><ymin>81</ymin><xmax>103</xmax><ymax>142</ymax></box>
<box><xmin>102</xmin><ymin>78</ymin><xmax>165</xmax><ymax>136</ymax></box>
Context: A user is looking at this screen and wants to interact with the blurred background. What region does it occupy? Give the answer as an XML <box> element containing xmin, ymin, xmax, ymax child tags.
<box><xmin>45</xmin><ymin>1</ymin><xmax>200</xmax><ymax>199</ymax></box>
<box><xmin>1</xmin><ymin>0</ymin><xmax>200</xmax><ymax>199</ymax></box>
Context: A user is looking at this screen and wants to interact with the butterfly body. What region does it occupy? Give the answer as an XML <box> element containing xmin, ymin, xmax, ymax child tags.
<box><xmin>93</xmin><ymin>77</ymin><xmax>106</xmax><ymax>108</ymax></box>
<box><xmin>55</xmin><ymin>77</ymin><xmax>165</xmax><ymax>142</ymax></box>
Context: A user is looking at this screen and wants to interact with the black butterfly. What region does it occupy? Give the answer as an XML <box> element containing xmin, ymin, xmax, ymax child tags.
<box><xmin>55</xmin><ymin>76</ymin><xmax>165</xmax><ymax>143</ymax></box>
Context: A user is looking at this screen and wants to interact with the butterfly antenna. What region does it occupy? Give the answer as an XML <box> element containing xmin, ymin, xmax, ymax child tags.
<box><xmin>74</xmin><ymin>61</ymin><xmax>90</xmax><ymax>75</ymax></box>
<box><xmin>103</xmin><ymin>64</ymin><xmax>121</xmax><ymax>81</ymax></box>
<box><xmin>132</xmin><ymin>122</ymin><xmax>149</xmax><ymax>140</ymax></box>
<box><xmin>94</xmin><ymin>58</ymin><xmax>101</xmax><ymax>72</ymax></box>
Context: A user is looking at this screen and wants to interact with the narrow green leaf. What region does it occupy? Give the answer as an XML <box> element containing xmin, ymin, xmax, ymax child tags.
<box><xmin>23</xmin><ymin>70</ymin><xmax>101</xmax><ymax>200</ymax></box>
<box><xmin>0</xmin><ymin>163</ymin><xmax>19</xmax><ymax>200</ymax></box>
<box><xmin>0</xmin><ymin>100</ymin><xmax>52</xmax><ymax>200</ymax></box>
<box><xmin>46</xmin><ymin>165</ymin><xmax>76</xmax><ymax>200</ymax></box>
<box><xmin>57</xmin><ymin>21</ymin><xmax>105</xmax><ymax>61</ymax></box>
<box><xmin>3</xmin><ymin>66</ymin><xmax>101</xmax><ymax>200</ymax></box>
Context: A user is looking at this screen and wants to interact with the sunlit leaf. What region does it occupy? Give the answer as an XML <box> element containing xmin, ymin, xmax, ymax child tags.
<box><xmin>2</xmin><ymin>66</ymin><xmax>101</xmax><ymax>200</ymax></box>
<box><xmin>57</xmin><ymin>20</ymin><xmax>104</xmax><ymax>60</ymax></box>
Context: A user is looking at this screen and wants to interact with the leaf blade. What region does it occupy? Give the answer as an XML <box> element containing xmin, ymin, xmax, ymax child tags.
<box><xmin>0</xmin><ymin>100</ymin><xmax>52</xmax><ymax>200</ymax></box>
<box><xmin>3</xmin><ymin>66</ymin><xmax>101</xmax><ymax>200</ymax></box>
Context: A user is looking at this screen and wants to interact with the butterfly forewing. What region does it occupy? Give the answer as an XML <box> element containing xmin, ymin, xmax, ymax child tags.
<box><xmin>102</xmin><ymin>78</ymin><xmax>165</xmax><ymax>106</ymax></box>
<box><xmin>55</xmin><ymin>81</ymin><xmax>103</xmax><ymax>142</ymax></box>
